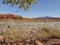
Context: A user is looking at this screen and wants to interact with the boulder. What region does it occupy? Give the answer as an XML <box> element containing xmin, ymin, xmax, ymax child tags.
<box><xmin>45</xmin><ymin>39</ymin><xmax>60</xmax><ymax>45</ymax></box>
<box><xmin>34</xmin><ymin>40</ymin><xmax>44</xmax><ymax>45</ymax></box>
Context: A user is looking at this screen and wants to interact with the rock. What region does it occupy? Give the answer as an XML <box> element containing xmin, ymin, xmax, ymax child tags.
<box><xmin>16</xmin><ymin>41</ymin><xmax>23</xmax><ymax>45</ymax></box>
<box><xmin>0</xmin><ymin>35</ymin><xmax>4</xmax><ymax>42</ymax></box>
<box><xmin>35</xmin><ymin>40</ymin><xmax>44</xmax><ymax>45</ymax></box>
<box><xmin>45</xmin><ymin>39</ymin><xmax>60</xmax><ymax>45</ymax></box>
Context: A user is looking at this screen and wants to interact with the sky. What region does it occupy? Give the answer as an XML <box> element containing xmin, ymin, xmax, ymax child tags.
<box><xmin>0</xmin><ymin>0</ymin><xmax>60</xmax><ymax>18</ymax></box>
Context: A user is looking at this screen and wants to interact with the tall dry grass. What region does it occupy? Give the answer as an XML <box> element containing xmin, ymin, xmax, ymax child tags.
<box><xmin>1</xmin><ymin>28</ymin><xmax>60</xmax><ymax>42</ymax></box>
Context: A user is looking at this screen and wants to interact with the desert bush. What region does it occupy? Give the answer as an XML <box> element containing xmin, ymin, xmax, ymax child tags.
<box><xmin>2</xmin><ymin>29</ymin><xmax>30</xmax><ymax>42</ymax></box>
<box><xmin>14</xmin><ymin>30</ymin><xmax>30</xmax><ymax>41</ymax></box>
<box><xmin>48</xmin><ymin>29</ymin><xmax>60</xmax><ymax>39</ymax></box>
<box><xmin>8</xmin><ymin>25</ymin><xmax>11</xmax><ymax>28</ymax></box>
<box><xmin>2</xmin><ymin>28</ymin><xmax>60</xmax><ymax>43</ymax></box>
<box><xmin>3</xmin><ymin>29</ymin><xmax>17</xmax><ymax>41</ymax></box>
<box><xmin>33</xmin><ymin>29</ymin><xmax>48</xmax><ymax>41</ymax></box>
<box><xmin>15</xmin><ymin>15</ymin><xmax>23</xmax><ymax>19</ymax></box>
<box><xmin>33</xmin><ymin>28</ymin><xmax>60</xmax><ymax>41</ymax></box>
<box><xmin>15</xmin><ymin>16</ymin><xmax>19</xmax><ymax>19</ymax></box>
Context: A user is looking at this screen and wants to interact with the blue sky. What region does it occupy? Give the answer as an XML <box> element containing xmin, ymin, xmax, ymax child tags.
<box><xmin>0</xmin><ymin>0</ymin><xmax>60</xmax><ymax>18</ymax></box>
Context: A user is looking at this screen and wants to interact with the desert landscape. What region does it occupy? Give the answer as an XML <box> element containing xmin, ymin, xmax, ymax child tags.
<box><xmin>0</xmin><ymin>0</ymin><xmax>60</xmax><ymax>45</ymax></box>
<box><xmin>0</xmin><ymin>14</ymin><xmax>60</xmax><ymax>45</ymax></box>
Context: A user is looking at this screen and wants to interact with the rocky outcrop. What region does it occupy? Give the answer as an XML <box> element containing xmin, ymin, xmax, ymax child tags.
<box><xmin>0</xmin><ymin>14</ymin><xmax>23</xmax><ymax>19</ymax></box>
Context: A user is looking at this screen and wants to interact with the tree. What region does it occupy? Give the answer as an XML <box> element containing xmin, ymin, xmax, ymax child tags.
<box><xmin>2</xmin><ymin>0</ymin><xmax>36</xmax><ymax>10</ymax></box>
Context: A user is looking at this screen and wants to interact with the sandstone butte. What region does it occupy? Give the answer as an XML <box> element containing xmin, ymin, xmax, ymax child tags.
<box><xmin>0</xmin><ymin>14</ymin><xmax>23</xmax><ymax>19</ymax></box>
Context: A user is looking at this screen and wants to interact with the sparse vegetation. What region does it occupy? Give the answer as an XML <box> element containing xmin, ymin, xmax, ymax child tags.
<box><xmin>15</xmin><ymin>16</ymin><xmax>20</xmax><ymax>19</ymax></box>
<box><xmin>0</xmin><ymin>27</ymin><xmax>60</xmax><ymax>45</ymax></box>
<box><xmin>3</xmin><ymin>29</ymin><xmax>30</xmax><ymax>42</ymax></box>
<box><xmin>33</xmin><ymin>28</ymin><xmax>60</xmax><ymax>42</ymax></box>
<box><xmin>2</xmin><ymin>28</ymin><xmax>60</xmax><ymax>42</ymax></box>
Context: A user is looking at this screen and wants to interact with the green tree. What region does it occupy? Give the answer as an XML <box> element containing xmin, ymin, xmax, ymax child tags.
<box><xmin>2</xmin><ymin>0</ymin><xmax>36</xmax><ymax>10</ymax></box>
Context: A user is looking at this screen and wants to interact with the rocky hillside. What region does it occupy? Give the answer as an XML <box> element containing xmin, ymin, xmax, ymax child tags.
<box><xmin>0</xmin><ymin>14</ymin><xmax>23</xmax><ymax>19</ymax></box>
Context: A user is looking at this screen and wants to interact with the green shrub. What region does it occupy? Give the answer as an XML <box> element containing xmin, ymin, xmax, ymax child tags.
<box><xmin>15</xmin><ymin>16</ymin><xmax>19</xmax><ymax>19</ymax></box>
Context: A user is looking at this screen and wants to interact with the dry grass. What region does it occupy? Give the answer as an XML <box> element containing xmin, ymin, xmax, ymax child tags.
<box><xmin>33</xmin><ymin>28</ymin><xmax>60</xmax><ymax>41</ymax></box>
<box><xmin>1</xmin><ymin>28</ymin><xmax>60</xmax><ymax>42</ymax></box>
<box><xmin>3</xmin><ymin>29</ymin><xmax>30</xmax><ymax>42</ymax></box>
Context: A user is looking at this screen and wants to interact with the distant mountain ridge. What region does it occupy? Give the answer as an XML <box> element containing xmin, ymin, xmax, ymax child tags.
<box><xmin>36</xmin><ymin>16</ymin><xmax>60</xmax><ymax>19</ymax></box>
<box><xmin>38</xmin><ymin>16</ymin><xmax>55</xmax><ymax>18</ymax></box>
